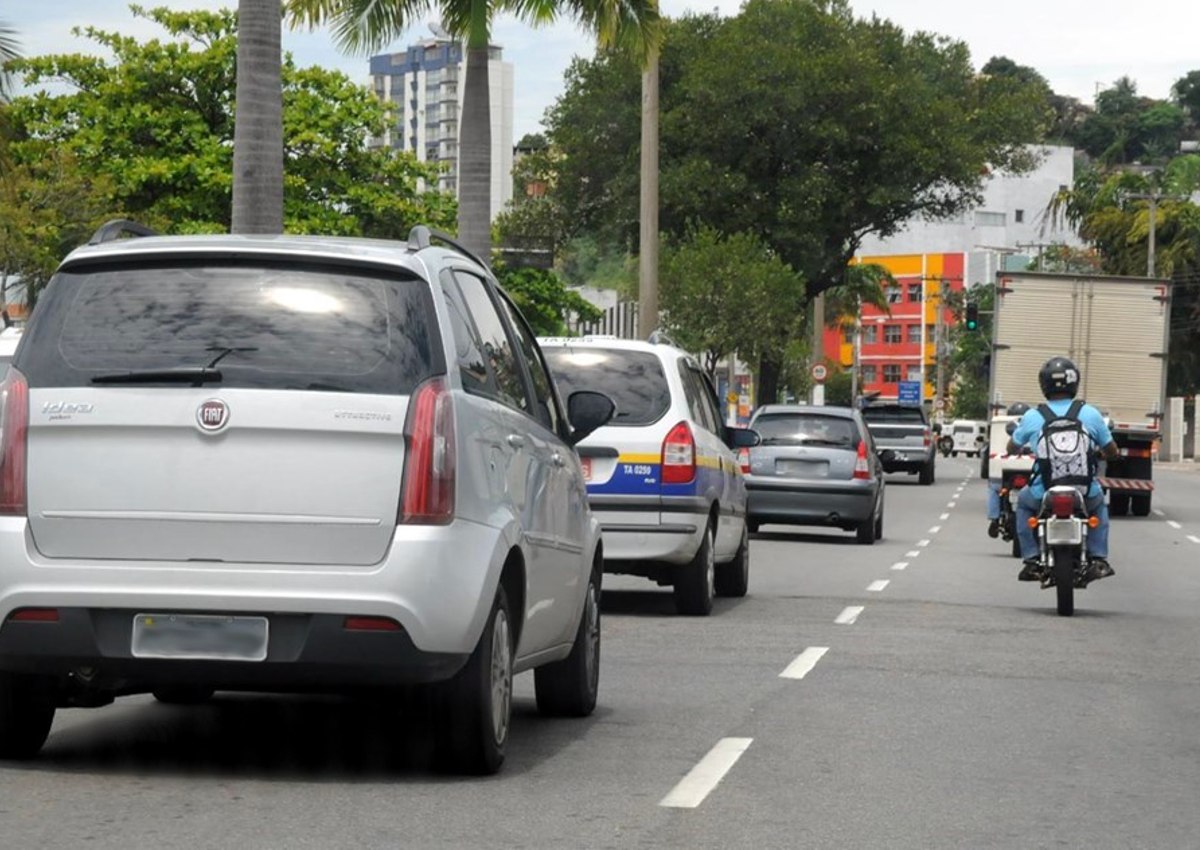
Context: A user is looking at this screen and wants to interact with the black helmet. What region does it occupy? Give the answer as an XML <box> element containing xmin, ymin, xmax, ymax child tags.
<box><xmin>1038</xmin><ymin>357</ymin><xmax>1080</xmax><ymax>399</ymax></box>
<box><xmin>1006</xmin><ymin>402</ymin><xmax>1030</xmax><ymax>416</ymax></box>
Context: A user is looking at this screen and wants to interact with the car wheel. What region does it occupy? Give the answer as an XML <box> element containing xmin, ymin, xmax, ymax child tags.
<box><xmin>856</xmin><ymin>505</ymin><xmax>878</xmax><ymax>545</ymax></box>
<box><xmin>674</xmin><ymin>523</ymin><xmax>715</xmax><ymax>616</ymax></box>
<box><xmin>873</xmin><ymin>500</ymin><xmax>884</xmax><ymax>541</ymax></box>
<box><xmin>715</xmin><ymin>523</ymin><xmax>750</xmax><ymax>598</ymax></box>
<box><xmin>0</xmin><ymin>673</ymin><xmax>56</xmax><ymax>760</ymax></box>
<box><xmin>434</xmin><ymin>585</ymin><xmax>513</xmax><ymax>775</ymax></box>
<box><xmin>534</xmin><ymin>566</ymin><xmax>601</xmax><ymax>717</ymax></box>
<box><xmin>747</xmin><ymin>519</ymin><xmax>760</xmax><ymax>535</ymax></box>
<box><xmin>918</xmin><ymin>460</ymin><xmax>935</xmax><ymax>486</ymax></box>
<box><xmin>152</xmin><ymin>686</ymin><xmax>215</xmax><ymax>705</ymax></box>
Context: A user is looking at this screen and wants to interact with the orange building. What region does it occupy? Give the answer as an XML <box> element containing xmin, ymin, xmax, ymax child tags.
<box><xmin>823</xmin><ymin>253</ymin><xmax>965</xmax><ymax>403</ymax></box>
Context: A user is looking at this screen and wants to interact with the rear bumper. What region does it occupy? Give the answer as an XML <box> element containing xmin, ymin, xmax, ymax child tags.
<box><xmin>745</xmin><ymin>479</ymin><xmax>877</xmax><ymax>525</ymax></box>
<box><xmin>0</xmin><ymin>609</ymin><xmax>469</xmax><ymax>691</ymax></box>
<box><xmin>876</xmin><ymin>446</ymin><xmax>934</xmax><ymax>472</ymax></box>
<box><xmin>588</xmin><ymin>494</ymin><xmax>707</xmax><ymax>564</ymax></box>
<box><xmin>0</xmin><ymin>516</ymin><xmax>515</xmax><ymax>662</ymax></box>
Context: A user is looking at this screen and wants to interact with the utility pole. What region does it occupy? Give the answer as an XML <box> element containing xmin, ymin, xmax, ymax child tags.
<box><xmin>637</xmin><ymin>48</ymin><xmax>660</xmax><ymax>340</ymax></box>
<box><xmin>934</xmin><ymin>280</ymin><xmax>947</xmax><ymax>419</ymax></box>
<box><xmin>810</xmin><ymin>292</ymin><xmax>825</xmax><ymax>405</ymax></box>
<box><xmin>1127</xmin><ymin>190</ymin><xmax>1183</xmax><ymax>278</ymax></box>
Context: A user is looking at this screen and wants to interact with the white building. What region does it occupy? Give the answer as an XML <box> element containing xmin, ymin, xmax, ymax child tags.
<box><xmin>857</xmin><ymin>145</ymin><xmax>1082</xmax><ymax>283</ymax></box>
<box><xmin>370</xmin><ymin>37</ymin><xmax>514</xmax><ymax>221</ymax></box>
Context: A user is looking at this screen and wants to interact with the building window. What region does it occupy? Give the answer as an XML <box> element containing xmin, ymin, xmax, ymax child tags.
<box><xmin>886</xmin><ymin>285</ymin><xmax>902</xmax><ymax>304</ymax></box>
<box><xmin>974</xmin><ymin>211</ymin><xmax>1006</xmax><ymax>227</ymax></box>
<box><xmin>906</xmin><ymin>324</ymin><xmax>922</xmax><ymax>344</ymax></box>
<box><xmin>1015</xmin><ymin>209</ymin><xmax>1025</xmax><ymax>223</ymax></box>
<box><xmin>907</xmin><ymin>284</ymin><xmax>922</xmax><ymax>302</ymax></box>
<box><xmin>883</xmin><ymin>324</ymin><xmax>902</xmax><ymax>344</ymax></box>
<box><xmin>927</xmin><ymin>323</ymin><xmax>936</xmax><ymax>342</ymax></box>
<box><xmin>883</xmin><ymin>365</ymin><xmax>901</xmax><ymax>384</ymax></box>
<box><xmin>862</xmin><ymin>325</ymin><xmax>878</xmax><ymax>344</ymax></box>
<box><xmin>861</xmin><ymin>365</ymin><xmax>877</xmax><ymax>384</ymax></box>
<box><xmin>842</xmin><ymin>326</ymin><xmax>854</xmax><ymax>345</ymax></box>
<box><xmin>906</xmin><ymin>365</ymin><xmax>922</xmax><ymax>382</ymax></box>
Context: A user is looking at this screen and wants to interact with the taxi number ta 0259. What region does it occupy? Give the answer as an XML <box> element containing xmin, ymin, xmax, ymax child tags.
<box><xmin>623</xmin><ymin>464</ymin><xmax>654</xmax><ymax>477</ymax></box>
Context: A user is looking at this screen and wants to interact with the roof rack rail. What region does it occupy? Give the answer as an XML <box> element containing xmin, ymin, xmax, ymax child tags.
<box><xmin>406</xmin><ymin>224</ymin><xmax>491</xmax><ymax>270</ymax></box>
<box><xmin>88</xmin><ymin>219</ymin><xmax>159</xmax><ymax>246</ymax></box>
<box><xmin>647</xmin><ymin>329</ymin><xmax>679</xmax><ymax>347</ymax></box>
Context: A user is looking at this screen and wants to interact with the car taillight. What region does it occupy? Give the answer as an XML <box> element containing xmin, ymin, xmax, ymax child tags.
<box><xmin>0</xmin><ymin>368</ymin><xmax>28</xmax><ymax>517</ymax></box>
<box><xmin>399</xmin><ymin>377</ymin><xmax>455</xmax><ymax>524</ymax></box>
<box><xmin>922</xmin><ymin>428</ymin><xmax>931</xmax><ymax>447</ymax></box>
<box><xmin>736</xmin><ymin>447</ymin><xmax>750</xmax><ymax>474</ymax></box>
<box><xmin>853</xmin><ymin>440</ymin><xmax>871</xmax><ymax>480</ymax></box>
<box><xmin>661</xmin><ymin>421</ymin><xmax>696</xmax><ymax>484</ymax></box>
<box><xmin>1049</xmin><ymin>492</ymin><xmax>1075</xmax><ymax>519</ymax></box>
<box><xmin>1012</xmin><ymin>475</ymin><xmax>1028</xmax><ymax>489</ymax></box>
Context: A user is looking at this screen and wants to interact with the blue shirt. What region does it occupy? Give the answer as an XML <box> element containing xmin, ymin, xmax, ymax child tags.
<box><xmin>1012</xmin><ymin>399</ymin><xmax>1113</xmax><ymax>499</ymax></box>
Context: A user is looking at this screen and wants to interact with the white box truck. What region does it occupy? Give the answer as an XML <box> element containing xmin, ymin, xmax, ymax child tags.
<box><xmin>988</xmin><ymin>270</ymin><xmax>1171</xmax><ymax>516</ymax></box>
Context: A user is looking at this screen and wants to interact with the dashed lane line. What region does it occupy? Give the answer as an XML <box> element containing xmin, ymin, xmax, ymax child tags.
<box><xmin>866</xmin><ymin>580</ymin><xmax>890</xmax><ymax>592</ymax></box>
<box><xmin>660</xmin><ymin>738</ymin><xmax>753</xmax><ymax>809</ymax></box>
<box><xmin>939</xmin><ymin>513</ymin><xmax>950</xmax><ymax>521</ymax></box>
<box><xmin>929</xmin><ymin>526</ymin><xmax>941</xmax><ymax>534</ymax></box>
<box><xmin>835</xmin><ymin>606</ymin><xmax>865</xmax><ymax>625</ymax></box>
<box><xmin>1188</xmin><ymin>535</ymin><xmax>1200</xmax><ymax>545</ymax></box>
<box><xmin>779</xmin><ymin>646</ymin><xmax>829</xmax><ymax>680</ymax></box>
<box><xmin>917</xmin><ymin>538</ymin><xmax>931</xmax><ymax>547</ymax></box>
<box><xmin>1168</xmin><ymin>520</ymin><xmax>1182</xmax><ymax>530</ymax></box>
<box><xmin>1153</xmin><ymin>509</ymin><xmax>1165</xmax><ymax>517</ymax></box>
<box><xmin>891</xmin><ymin>561</ymin><xmax>909</xmax><ymax>571</ymax></box>
<box><xmin>905</xmin><ymin>550</ymin><xmax>921</xmax><ymax>558</ymax></box>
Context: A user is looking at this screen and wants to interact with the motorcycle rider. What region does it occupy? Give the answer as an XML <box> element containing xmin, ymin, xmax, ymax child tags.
<box><xmin>1007</xmin><ymin>357</ymin><xmax>1119</xmax><ymax>582</ymax></box>
<box><xmin>987</xmin><ymin>401</ymin><xmax>1030</xmax><ymax>538</ymax></box>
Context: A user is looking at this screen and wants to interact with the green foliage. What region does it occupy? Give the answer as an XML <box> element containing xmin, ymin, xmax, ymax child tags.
<box><xmin>947</xmin><ymin>284</ymin><xmax>994</xmax><ymax>419</ymax></box>
<box><xmin>1175</xmin><ymin>70</ymin><xmax>1200</xmax><ymax>121</ymax></box>
<box><xmin>492</xmin><ymin>262</ymin><xmax>602</xmax><ymax>337</ymax></box>
<box><xmin>822</xmin><ymin>367</ymin><xmax>853</xmax><ymax>407</ymax></box>
<box><xmin>558</xmin><ymin>235</ymin><xmax>637</xmax><ymax>297</ymax></box>
<box><xmin>546</xmin><ymin>0</ymin><xmax>1047</xmax><ymax>301</ymax></box>
<box><xmin>5</xmin><ymin>6</ymin><xmax>455</xmax><ymax>240</ymax></box>
<box><xmin>659</xmin><ymin>225</ymin><xmax>807</xmax><ymax>386</ymax></box>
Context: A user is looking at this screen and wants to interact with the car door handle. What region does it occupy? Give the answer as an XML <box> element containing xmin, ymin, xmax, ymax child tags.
<box><xmin>506</xmin><ymin>434</ymin><xmax>526</xmax><ymax>449</ymax></box>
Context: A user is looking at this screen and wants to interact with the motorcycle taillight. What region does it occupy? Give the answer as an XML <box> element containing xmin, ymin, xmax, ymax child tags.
<box><xmin>1012</xmin><ymin>475</ymin><xmax>1027</xmax><ymax>489</ymax></box>
<box><xmin>1049</xmin><ymin>492</ymin><xmax>1075</xmax><ymax>519</ymax></box>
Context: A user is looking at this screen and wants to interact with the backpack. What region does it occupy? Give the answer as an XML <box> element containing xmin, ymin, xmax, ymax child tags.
<box><xmin>1034</xmin><ymin>400</ymin><xmax>1097</xmax><ymax>491</ymax></box>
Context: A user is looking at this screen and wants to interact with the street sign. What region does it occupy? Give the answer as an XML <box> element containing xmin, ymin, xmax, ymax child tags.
<box><xmin>727</xmin><ymin>391</ymin><xmax>738</xmax><ymax>404</ymax></box>
<box><xmin>934</xmin><ymin>397</ymin><xmax>945</xmax><ymax>410</ymax></box>
<box><xmin>898</xmin><ymin>381</ymin><xmax>921</xmax><ymax>406</ymax></box>
<box><xmin>811</xmin><ymin>363</ymin><xmax>828</xmax><ymax>383</ymax></box>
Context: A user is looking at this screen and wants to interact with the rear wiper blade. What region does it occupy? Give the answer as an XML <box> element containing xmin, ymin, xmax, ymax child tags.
<box><xmin>90</xmin><ymin>367</ymin><xmax>224</xmax><ymax>385</ymax></box>
<box><xmin>799</xmin><ymin>438</ymin><xmax>853</xmax><ymax>447</ymax></box>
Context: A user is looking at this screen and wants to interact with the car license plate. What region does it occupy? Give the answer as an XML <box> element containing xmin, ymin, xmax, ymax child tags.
<box><xmin>580</xmin><ymin>457</ymin><xmax>593</xmax><ymax>482</ymax></box>
<box><xmin>131</xmin><ymin>613</ymin><xmax>269</xmax><ymax>662</ymax></box>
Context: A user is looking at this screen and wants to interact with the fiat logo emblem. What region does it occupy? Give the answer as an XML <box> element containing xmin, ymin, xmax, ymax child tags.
<box><xmin>197</xmin><ymin>399</ymin><xmax>229</xmax><ymax>432</ymax></box>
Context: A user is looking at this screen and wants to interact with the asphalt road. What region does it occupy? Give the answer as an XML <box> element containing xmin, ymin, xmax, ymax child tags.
<box><xmin>4</xmin><ymin>459</ymin><xmax>1200</xmax><ymax>848</ymax></box>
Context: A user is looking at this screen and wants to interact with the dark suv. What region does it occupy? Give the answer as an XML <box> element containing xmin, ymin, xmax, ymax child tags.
<box><xmin>861</xmin><ymin>403</ymin><xmax>936</xmax><ymax>485</ymax></box>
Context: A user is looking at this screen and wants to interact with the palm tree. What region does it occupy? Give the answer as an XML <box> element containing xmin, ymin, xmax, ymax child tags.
<box><xmin>231</xmin><ymin>0</ymin><xmax>284</xmax><ymax>234</ymax></box>
<box><xmin>0</xmin><ymin>22</ymin><xmax>19</xmax><ymax>102</ymax></box>
<box><xmin>287</xmin><ymin>0</ymin><xmax>660</xmax><ymax>260</ymax></box>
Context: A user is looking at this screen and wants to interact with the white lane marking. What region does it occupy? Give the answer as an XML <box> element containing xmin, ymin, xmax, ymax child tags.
<box><xmin>1153</xmin><ymin>509</ymin><xmax>1165</xmax><ymax>517</ymax></box>
<box><xmin>660</xmin><ymin>737</ymin><xmax>753</xmax><ymax>809</ymax></box>
<box><xmin>891</xmin><ymin>561</ymin><xmax>909</xmax><ymax>570</ymax></box>
<box><xmin>1188</xmin><ymin>535</ymin><xmax>1200</xmax><ymax>545</ymax></box>
<box><xmin>1168</xmin><ymin>520</ymin><xmax>1182</xmax><ymax>530</ymax></box>
<box><xmin>939</xmin><ymin>513</ymin><xmax>950</xmax><ymax>520</ymax></box>
<box><xmin>866</xmin><ymin>580</ymin><xmax>890</xmax><ymax>592</ymax></box>
<box><xmin>835</xmin><ymin>606</ymin><xmax>865</xmax><ymax>625</ymax></box>
<box><xmin>905</xmin><ymin>550</ymin><xmax>921</xmax><ymax>558</ymax></box>
<box><xmin>948</xmin><ymin>501</ymin><xmax>958</xmax><ymax>507</ymax></box>
<box><xmin>929</xmin><ymin>526</ymin><xmax>941</xmax><ymax>534</ymax></box>
<box><xmin>918</xmin><ymin>538</ymin><xmax>931</xmax><ymax>547</ymax></box>
<box><xmin>779</xmin><ymin>646</ymin><xmax>829</xmax><ymax>680</ymax></box>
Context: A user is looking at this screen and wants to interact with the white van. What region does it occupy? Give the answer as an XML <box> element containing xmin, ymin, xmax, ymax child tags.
<box><xmin>949</xmin><ymin>419</ymin><xmax>987</xmax><ymax>457</ymax></box>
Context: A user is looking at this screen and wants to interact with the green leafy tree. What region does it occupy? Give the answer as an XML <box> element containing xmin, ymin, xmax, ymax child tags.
<box><xmin>946</xmin><ymin>284</ymin><xmax>994</xmax><ymax>419</ymax></box>
<box><xmin>5</xmin><ymin>6</ymin><xmax>455</xmax><ymax>237</ymax></box>
<box><xmin>287</xmin><ymin>0</ymin><xmax>662</xmax><ymax>261</ymax></box>
<box><xmin>1175</xmin><ymin>70</ymin><xmax>1200</xmax><ymax>123</ymax></box>
<box><xmin>546</xmin><ymin>0</ymin><xmax>1046</xmax><ymax>400</ymax></box>
<box><xmin>0</xmin><ymin>21</ymin><xmax>18</xmax><ymax>102</ymax></box>
<box><xmin>492</xmin><ymin>263</ymin><xmax>602</xmax><ymax>336</ymax></box>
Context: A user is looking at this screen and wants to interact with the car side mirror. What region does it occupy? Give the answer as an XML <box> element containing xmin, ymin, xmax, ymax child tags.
<box><xmin>567</xmin><ymin>391</ymin><xmax>615</xmax><ymax>446</ymax></box>
<box><xmin>725</xmin><ymin>427</ymin><xmax>760</xmax><ymax>449</ymax></box>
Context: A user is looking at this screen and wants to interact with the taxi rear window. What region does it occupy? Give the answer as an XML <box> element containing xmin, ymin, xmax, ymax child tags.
<box><xmin>543</xmin><ymin>348</ymin><xmax>670</xmax><ymax>427</ymax></box>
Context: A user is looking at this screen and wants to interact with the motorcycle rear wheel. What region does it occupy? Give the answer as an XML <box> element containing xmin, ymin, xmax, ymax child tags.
<box><xmin>1051</xmin><ymin>546</ymin><xmax>1075</xmax><ymax>617</ymax></box>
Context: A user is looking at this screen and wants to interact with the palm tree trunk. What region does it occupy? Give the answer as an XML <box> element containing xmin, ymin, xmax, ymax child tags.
<box><xmin>458</xmin><ymin>40</ymin><xmax>492</xmax><ymax>259</ymax></box>
<box><xmin>231</xmin><ymin>0</ymin><xmax>283</xmax><ymax>234</ymax></box>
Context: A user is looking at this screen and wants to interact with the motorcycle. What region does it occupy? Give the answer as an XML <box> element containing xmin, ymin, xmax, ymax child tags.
<box><xmin>1028</xmin><ymin>486</ymin><xmax>1103</xmax><ymax>617</ymax></box>
<box><xmin>937</xmin><ymin>434</ymin><xmax>954</xmax><ymax>458</ymax></box>
<box><xmin>997</xmin><ymin>469</ymin><xmax>1030</xmax><ymax>558</ymax></box>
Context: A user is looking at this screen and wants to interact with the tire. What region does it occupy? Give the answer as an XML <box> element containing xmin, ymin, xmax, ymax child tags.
<box><xmin>856</xmin><ymin>501</ymin><xmax>878</xmax><ymax>545</ymax></box>
<box><xmin>1109</xmin><ymin>493</ymin><xmax>1130</xmax><ymax>516</ymax></box>
<box><xmin>874</xmin><ymin>501</ymin><xmax>884</xmax><ymax>541</ymax></box>
<box><xmin>535</xmin><ymin>567</ymin><xmax>601</xmax><ymax>717</ymax></box>
<box><xmin>747</xmin><ymin>519</ymin><xmax>760</xmax><ymax>535</ymax></box>
<box><xmin>715</xmin><ymin>523</ymin><xmax>750</xmax><ymax>598</ymax></box>
<box><xmin>0</xmin><ymin>673</ymin><xmax>56</xmax><ymax>760</ymax></box>
<box><xmin>152</xmin><ymin>686</ymin><xmax>215</xmax><ymax>705</ymax></box>
<box><xmin>980</xmin><ymin>453</ymin><xmax>989</xmax><ymax>480</ymax></box>
<box><xmin>1131</xmin><ymin>494</ymin><xmax>1152</xmax><ymax>517</ymax></box>
<box><xmin>674</xmin><ymin>523</ymin><xmax>715</xmax><ymax>616</ymax></box>
<box><xmin>434</xmin><ymin>586</ymin><xmax>513</xmax><ymax>775</ymax></box>
<box><xmin>1052</xmin><ymin>547</ymin><xmax>1075</xmax><ymax>617</ymax></box>
<box><xmin>918</xmin><ymin>460</ymin><xmax>935</xmax><ymax>486</ymax></box>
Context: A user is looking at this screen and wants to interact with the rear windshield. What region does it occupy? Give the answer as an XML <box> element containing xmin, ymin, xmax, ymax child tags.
<box><xmin>753</xmin><ymin>413</ymin><xmax>859</xmax><ymax>447</ymax></box>
<box><xmin>542</xmin><ymin>347</ymin><xmax>670</xmax><ymax>427</ymax></box>
<box><xmin>862</xmin><ymin>406</ymin><xmax>926</xmax><ymax>424</ymax></box>
<box><xmin>16</xmin><ymin>260</ymin><xmax>442</xmax><ymax>394</ymax></box>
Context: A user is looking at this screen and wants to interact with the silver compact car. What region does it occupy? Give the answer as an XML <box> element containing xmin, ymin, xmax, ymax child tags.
<box><xmin>0</xmin><ymin>221</ymin><xmax>614</xmax><ymax>774</ymax></box>
<box><xmin>743</xmin><ymin>405</ymin><xmax>888</xmax><ymax>544</ymax></box>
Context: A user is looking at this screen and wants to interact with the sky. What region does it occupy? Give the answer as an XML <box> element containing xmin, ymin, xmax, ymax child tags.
<box><xmin>5</xmin><ymin>0</ymin><xmax>1198</xmax><ymax>141</ymax></box>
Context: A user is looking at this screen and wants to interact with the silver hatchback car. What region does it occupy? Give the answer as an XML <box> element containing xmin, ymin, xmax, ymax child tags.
<box><xmin>744</xmin><ymin>405</ymin><xmax>889</xmax><ymax>544</ymax></box>
<box><xmin>0</xmin><ymin>221</ymin><xmax>614</xmax><ymax>774</ymax></box>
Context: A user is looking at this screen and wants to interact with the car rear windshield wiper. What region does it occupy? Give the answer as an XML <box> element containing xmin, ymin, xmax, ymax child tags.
<box><xmin>798</xmin><ymin>438</ymin><xmax>854</xmax><ymax>448</ymax></box>
<box><xmin>90</xmin><ymin>367</ymin><xmax>224</xmax><ymax>385</ymax></box>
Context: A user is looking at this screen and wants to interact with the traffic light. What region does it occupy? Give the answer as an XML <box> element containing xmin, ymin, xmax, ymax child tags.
<box><xmin>965</xmin><ymin>301</ymin><xmax>979</xmax><ymax>331</ymax></box>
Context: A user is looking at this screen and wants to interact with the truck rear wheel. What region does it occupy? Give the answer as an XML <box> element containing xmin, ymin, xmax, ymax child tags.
<box><xmin>1109</xmin><ymin>493</ymin><xmax>1130</xmax><ymax>516</ymax></box>
<box><xmin>1131</xmin><ymin>494</ymin><xmax>1152</xmax><ymax>517</ymax></box>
